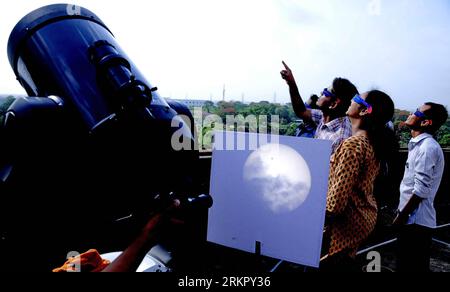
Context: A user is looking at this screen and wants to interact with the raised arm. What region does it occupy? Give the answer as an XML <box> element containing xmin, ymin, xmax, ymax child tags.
<box><xmin>280</xmin><ymin>61</ymin><xmax>312</xmax><ymax>121</ymax></box>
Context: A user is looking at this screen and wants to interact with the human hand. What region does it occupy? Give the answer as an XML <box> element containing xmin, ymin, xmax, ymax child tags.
<box><xmin>280</xmin><ymin>61</ymin><xmax>296</xmax><ymax>85</ymax></box>
<box><xmin>392</xmin><ymin>212</ymin><xmax>408</xmax><ymax>227</ymax></box>
<box><xmin>142</xmin><ymin>200</ymin><xmax>183</xmax><ymax>238</ymax></box>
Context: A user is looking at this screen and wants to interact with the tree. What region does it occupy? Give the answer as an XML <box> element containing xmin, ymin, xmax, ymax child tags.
<box><xmin>203</xmin><ymin>101</ymin><xmax>216</xmax><ymax>113</ymax></box>
<box><xmin>439</xmin><ymin>134</ymin><xmax>450</xmax><ymax>148</ymax></box>
<box><xmin>285</xmin><ymin>123</ymin><xmax>299</xmax><ymax>137</ymax></box>
<box><xmin>194</xmin><ymin>102</ymin><xmax>450</xmax><ymax>150</ymax></box>
<box><xmin>394</xmin><ymin>121</ymin><xmax>411</xmax><ymax>148</ymax></box>
<box><xmin>275</xmin><ymin>106</ymin><xmax>291</xmax><ymax>124</ymax></box>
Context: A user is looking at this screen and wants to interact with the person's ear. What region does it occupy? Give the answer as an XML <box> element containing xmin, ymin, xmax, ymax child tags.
<box><xmin>421</xmin><ymin>119</ymin><xmax>433</xmax><ymax>127</ymax></box>
<box><xmin>329</xmin><ymin>98</ymin><xmax>340</xmax><ymax>110</ymax></box>
<box><xmin>359</xmin><ymin>107</ymin><xmax>373</xmax><ymax>117</ymax></box>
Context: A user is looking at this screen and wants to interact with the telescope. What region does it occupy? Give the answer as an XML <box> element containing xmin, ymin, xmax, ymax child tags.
<box><xmin>0</xmin><ymin>4</ymin><xmax>210</xmax><ymax>271</ymax></box>
<box><xmin>7</xmin><ymin>4</ymin><xmax>170</xmax><ymax>130</ymax></box>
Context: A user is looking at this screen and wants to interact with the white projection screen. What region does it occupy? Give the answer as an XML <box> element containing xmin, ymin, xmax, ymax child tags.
<box><xmin>207</xmin><ymin>131</ymin><xmax>333</xmax><ymax>268</ymax></box>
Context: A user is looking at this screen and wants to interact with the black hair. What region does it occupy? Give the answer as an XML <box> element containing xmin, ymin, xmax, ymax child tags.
<box><xmin>332</xmin><ymin>78</ymin><xmax>359</xmax><ymax>117</ymax></box>
<box><xmin>423</xmin><ymin>102</ymin><xmax>448</xmax><ymax>134</ymax></box>
<box><xmin>308</xmin><ymin>94</ymin><xmax>319</xmax><ymax>109</ymax></box>
<box><xmin>362</xmin><ymin>90</ymin><xmax>400</xmax><ymax>208</ymax></box>
<box><xmin>362</xmin><ymin>90</ymin><xmax>398</xmax><ymax>163</ymax></box>
<box><xmin>310</xmin><ymin>94</ymin><xmax>319</xmax><ymax>103</ymax></box>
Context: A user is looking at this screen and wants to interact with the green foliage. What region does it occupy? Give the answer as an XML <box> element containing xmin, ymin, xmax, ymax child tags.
<box><xmin>439</xmin><ymin>133</ymin><xmax>450</xmax><ymax>148</ymax></box>
<box><xmin>436</xmin><ymin>121</ymin><xmax>450</xmax><ymax>148</ymax></box>
<box><xmin>394</xmin><ymin>120</ymin><xmax>412</xmax><ymax>148</ymax></box>
<box><xmin>192</xmin><ymin>101</ymin><xmax>301</xmax><ymax>150</ymax></box>
<box><xmin>195</xmin><ymin>101</ymin><xmax>450</xmax><ymax>150</ymax></box>
<box><xmin>285</xmin><ymin>122</ymin><xmax>300</xmax><ymax>137</ymax></box>
<box><xmin>394</xmin><ymin>118</ymin><xmax>450</xmax><ymax>149</ymax></box>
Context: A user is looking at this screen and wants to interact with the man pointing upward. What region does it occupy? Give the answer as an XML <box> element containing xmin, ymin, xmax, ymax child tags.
<box><xmin>280</xmin><ymin>61</ymin><xmax>358</xmax><ymax>154</ymax></box>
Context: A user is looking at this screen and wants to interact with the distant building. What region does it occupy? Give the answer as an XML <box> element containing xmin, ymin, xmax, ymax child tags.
<box><xmin>167</xmin><ymin>99</ymin><xmax>210</xmax><ymax>108</ymax></box>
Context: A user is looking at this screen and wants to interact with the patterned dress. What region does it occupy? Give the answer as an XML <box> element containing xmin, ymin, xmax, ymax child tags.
<box><xmin>326</xmin><ymin>135</ymin><xmax>380</xmax><ymax>258</ymax></box>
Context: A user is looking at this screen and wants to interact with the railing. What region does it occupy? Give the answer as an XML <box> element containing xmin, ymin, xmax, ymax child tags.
<box><xmin>355</xmin><ymin>220</ymin><xmax>450</xmax><ymax>256</ymax></box>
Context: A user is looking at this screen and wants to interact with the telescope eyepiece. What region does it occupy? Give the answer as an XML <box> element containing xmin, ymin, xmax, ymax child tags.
<box><xmin>89</xmin><ymin>40</ymin><xmax>153</xmax><ymax>112</ymax></box>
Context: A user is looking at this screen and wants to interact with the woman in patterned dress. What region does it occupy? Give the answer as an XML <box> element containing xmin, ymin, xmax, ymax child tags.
<box><xmin>321</xmin><ymin>90</ymin><xmax>396</xmax><ymax>271</ymax></box>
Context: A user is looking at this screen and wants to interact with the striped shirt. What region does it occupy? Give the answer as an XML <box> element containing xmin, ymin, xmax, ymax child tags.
<box><xmin>311</xmin><ymin>109</ymin><xmax>353</xmax><ymax>154</ymax></box>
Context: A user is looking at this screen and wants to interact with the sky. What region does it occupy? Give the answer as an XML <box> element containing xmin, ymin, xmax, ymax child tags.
<box><xmin>0</xmin><ymin>0</ymin><xmax>449</xmax><ymax>111</ymax></box>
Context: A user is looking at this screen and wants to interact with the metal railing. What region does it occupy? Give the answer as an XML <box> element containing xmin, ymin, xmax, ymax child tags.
<box><xmin>356</xmin><ymin>223</ymin><xmax>450</xmax><ymax>256</ymax></box>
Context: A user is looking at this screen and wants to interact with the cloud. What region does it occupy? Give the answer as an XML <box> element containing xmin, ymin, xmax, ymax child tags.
<box><xmin>248</xmin><ymin>176</ymin><xmax>310</xmax><ymax>214</ymax></box>
<box><xmin>0</xmin><ymin>0</ymin><xmax>448</xmax><ymax>109</ymax></box>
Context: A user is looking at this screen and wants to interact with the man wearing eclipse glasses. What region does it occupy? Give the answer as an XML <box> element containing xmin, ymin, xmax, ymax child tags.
<box><xmin>280</xmin><ymin>61</ymin><xmax>358</xmax><ymax>154</ymax></box>
<box><xmin>393</xmin><ymin>102</ymin><xmax>448</xmax><ymax>272</ymax></box>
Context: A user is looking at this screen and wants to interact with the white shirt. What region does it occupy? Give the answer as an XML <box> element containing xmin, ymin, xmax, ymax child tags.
<box><xmin>399</xmin><ymin>133</ymin><xmax>445</xmax><ymax>228</ymax></box>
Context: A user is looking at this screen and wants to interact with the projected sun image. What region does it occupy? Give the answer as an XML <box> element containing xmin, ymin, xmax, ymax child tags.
<box><xmin>243</xmin><ymin>143</ymin><xmax>312</xmax><ymax>214</ymax></box>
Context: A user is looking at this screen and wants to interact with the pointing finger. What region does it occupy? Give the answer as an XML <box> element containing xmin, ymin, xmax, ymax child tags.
<box><xmin>282</xmin><ymin>61</ymin><xmax>290</xmax><ymax>71</ymax></box>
